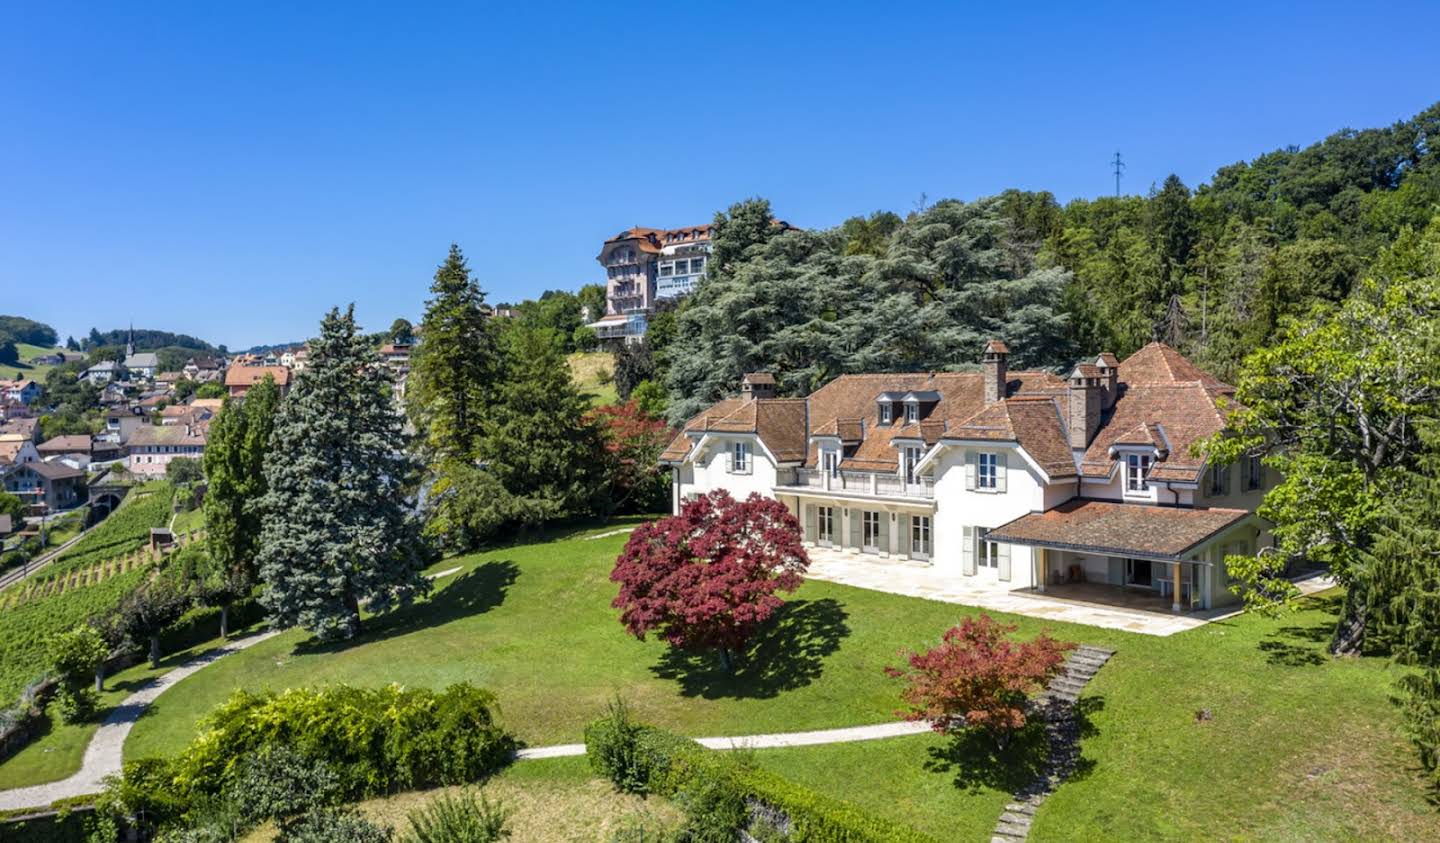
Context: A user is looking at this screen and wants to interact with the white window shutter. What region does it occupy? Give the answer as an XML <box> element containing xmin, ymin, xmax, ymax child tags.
<box><xmin>996</xmin><ymin>452</ymin><xmax>1008</xmax><ymax>493</ymax></box>
<box><xmin>805</xmin><ymin>505</ymin><xmax>817</xmax><ymax>541</ymax></box>
<box><xmin>997</xmin><ymin>541</ymin><xmax>1011</xmax><ymax>581</ymax></box>
<box><xmin>849</xmin><ymin>510</ymin><xmax>861</xmax><ymax>548</ymax></box>
<box><xmin>965</xmin><ymin>452</ymin><xmax>976</xmax><ymax>491</ymax></box>
<box><xmin>961</xmin><ymin>526</ymin><xmax>976</xmax><ymax>575</ymax></box>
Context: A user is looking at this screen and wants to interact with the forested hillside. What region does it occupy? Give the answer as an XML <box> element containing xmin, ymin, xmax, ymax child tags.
<box><xmin>660</xmin><ymin>101</ymin><xmax>1440</xmax><ymax>422</ymax></box>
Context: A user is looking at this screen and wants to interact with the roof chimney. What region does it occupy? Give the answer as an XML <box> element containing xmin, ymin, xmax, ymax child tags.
<box><xmin>982</xmin><ymin>340</ymin><xmax>1009</xmax><ymax>405</ymax></box>
<box><xmin>1067</xmin><ymin>364</ymin><xmax>1102</xmax><ymax>449</ymax></box>
<box><xmin>741</xmin><ymin>372</ymin><xmax>776</xmax><ymax>400</ymax></box>
<box><xmin>1096</xmin><ymin>353</ymin><xmax>1119</xmax><ymax>409</ymax></box>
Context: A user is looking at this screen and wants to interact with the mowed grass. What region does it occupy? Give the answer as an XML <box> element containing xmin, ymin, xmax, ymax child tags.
<box><xmin>4</xmin><ymin>343</ymin><xmax>66</xmax><ymax>383</ymax></box>
<box><xmin>568</xmin><ymin>351</ymin><xmax>617</xmax><ymax>407</ymax></box>
<box><xmin>87</xmin><ymin>521</ymin><xmax>1440</xmax><ymax>840</ymax></box>
<box><xmin>238</xmin><ymin>756</ymin><xmax>682</xmax><ymax>843</ymax></box>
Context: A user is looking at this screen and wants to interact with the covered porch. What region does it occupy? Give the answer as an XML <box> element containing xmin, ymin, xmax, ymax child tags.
<box><xmin>986</xmin><ymin>498</ymin><xmax>1256</xmax><ymax>613</ymax></box>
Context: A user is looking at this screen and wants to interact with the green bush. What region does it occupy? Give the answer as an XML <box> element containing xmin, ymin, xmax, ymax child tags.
<box><xmin>52</xmin><ymin>685</ymin><xmax>98</xmax><ymax>724</ymax></box>
<box><xmin>173</xmin><ymin>683</ymin><xmax>517</xmax><ymax>800</ymax></box>
<box><xmin>280</xmin><ymin>809</ymin><xmax>393</xmax><ymax>843</ymax></box>
<box><xmin>583</xmin><ymin>714</ymin><xmax>936</xmax><ymax>843</ymax></box>
<box><xmin>402</xmin><ymin>788</ymin><xmax>511</xmax><ymax>842</ymax></box>
<box><xmin>226</xmin><ymin>745</ymin><xmax>343</xmax><ymax>825</ymax></box>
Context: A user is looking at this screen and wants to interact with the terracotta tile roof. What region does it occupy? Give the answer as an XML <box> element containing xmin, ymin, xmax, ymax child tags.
<box><xmin>1096</xmin><ymin>352</ymin><xmax>1120</xmax><ymax>368</ymax></box>
<box><xmin>37</xmin><ymin>435</ymin><xmax>92</xmax><ymax>454</ymax></box>
<box><xmin>946</xmin><ymin>396</ymin><xmax>1075</xmax><ymax>478</ymax></box>
<box><xmin>659</xmin><ymin>397</ymin><xmax>807</xmax><ymax>463</ymax></box>
<box><xmin>742</xmin><ymin>372</ymin><xmax>775</xmax><ymax>385</ymax></box>
<box><xmin>985</xmin><ymin>498</ymin><xmax>1251</xmax><ymax>560</ymax></box>
<box><xmin>0</xmin><ymin>441</ymin><xmax>28</xmax><ymax>466</ymax></box>
<box><xmin>1118</xmin><ymin>342</ymin><xmax>1225</xmax><ymax>387</ymax></box>
<box><xmin>224</xmin><ymin>366</ymin><xmax>291</xmax><ymax>387</ymax></box>
<box><xmin>128</xmin><ymin>424</ymin><xmax>208</xmax><ymax>447</ymax></box>
<box><xmin>1077</xmin><ymin>343</ymin><xmax>1236</xmax><ymax>483</ymax></box>
<box><xmin>24</xmin><ymin>460</ymin><xmax>84</xmax><ymax>480</ymax></box>
<box><xmin>984</xmin><ymin>339</ymin><xmax>1010</xmax><ymax>354</ymax></box>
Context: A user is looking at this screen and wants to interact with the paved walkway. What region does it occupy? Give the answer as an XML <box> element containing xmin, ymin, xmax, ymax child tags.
<box><xmin>0</xmin><ymin>629</ymin><xmax>282</xmax><ymax>811</ymax></box>
<box><xmin>805</xmin><ymin>549</ymin><xmax>1335</xmax><ymax>636</ymax></box>
<box><xmin>514</xmin><ymin>720</ymin><xmax>931</xmax><ymax>760</ymax></box>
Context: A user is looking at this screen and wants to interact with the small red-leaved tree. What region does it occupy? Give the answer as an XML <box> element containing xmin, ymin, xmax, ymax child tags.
<box><xmin>886</xmin><ymin>614</ymin><xmax>1074</xmax><ymax>745</ymax></box>
<box><xmin>590</xmin><ymin>400</ymin><xmax>672</xmax><ymax>514</ymax></box>
<box><xmin>611</xmin><ymin>490</ymin><xmax>808</xmax><ymax>672</ymax></box>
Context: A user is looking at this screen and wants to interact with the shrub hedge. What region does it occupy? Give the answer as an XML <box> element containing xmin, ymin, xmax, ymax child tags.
<box><xmin>172</xmin><ymin>682</ymin><xmax>517</xmax><ymax>799</ymax></box>
<box><xmin>585</xmin><ymin>713</ymin><xmax>937</xmax><ymax>843</ymax></box>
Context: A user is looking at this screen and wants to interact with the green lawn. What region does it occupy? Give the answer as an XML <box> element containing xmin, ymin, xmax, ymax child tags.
<box><xmin>3</xmin><ymin>343</ymin><xmax>66</xmax><ymax>383</ymax></box>
<box><xmin>568</xmin><ymin>351</ymin><xmax>617</xmax><ymax>407</ymax></box>
<box><xmin>1</xmin><ymin>518</ymin><xmax>1429</xmax><ymax>839</ymax></box>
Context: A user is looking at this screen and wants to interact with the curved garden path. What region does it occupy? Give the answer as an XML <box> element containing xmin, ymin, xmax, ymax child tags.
<box><xmin>0</xmin><ymin>623</ymin><xmax>930</xmax><ymax>812</ymax></box>
<box><xmin>0</xmin><ymin>629</ymin><xmax>282</xmax><ymax>811</ymax></box>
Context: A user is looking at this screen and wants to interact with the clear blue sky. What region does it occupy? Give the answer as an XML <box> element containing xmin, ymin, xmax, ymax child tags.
<box><xmin>3</xmin><ymin>1</ymin><xmax>1437</xmax><ymax>350</ymax></box>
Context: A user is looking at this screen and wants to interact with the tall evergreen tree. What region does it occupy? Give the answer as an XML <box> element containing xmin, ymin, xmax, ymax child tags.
<box><xmin>477</xmin><ymin>326</ymin><xmax>607</xmax><ymax>523</ymax></box>
<box><xmin>201</xmin><ymin>375</ymin><xmax>280</xmax><ymax>634</ymax></box>
<box><xmin>407</xmin><ymin>244</ymin><xmax>499</xmax><ymax>462</ymax></box>
<box><xmin>257</xmin><ymin>306</ymin><xmax>432</xmax><ymax>641</ymax></box>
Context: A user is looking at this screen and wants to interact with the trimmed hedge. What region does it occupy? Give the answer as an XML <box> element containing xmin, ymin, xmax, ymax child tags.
<box><xmin>585</xmin><ymin>712</ymin><xmax>937</xmax><ymax>843</ymax></box>
<box><xmin>172</xmin><ymin>682</ymin><xmax>517</xmax><ymax>799</ymax></box>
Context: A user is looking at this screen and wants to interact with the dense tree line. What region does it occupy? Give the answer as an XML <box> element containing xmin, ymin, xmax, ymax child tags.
<box><xmin>660</xmin><ymin>102</ymin><xmax>1440</xmax><ymax>422</ymax></box>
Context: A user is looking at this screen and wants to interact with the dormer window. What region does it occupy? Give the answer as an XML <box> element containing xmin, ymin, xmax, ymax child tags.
<box><xmin>904</xmin><ymin>403</ymin><xmax>919</xmax><ymax>424</ymax></box>
<box><xmin>1126</xmin><ymin>453</ymin><xmax>1153</xmax><ymax>492</ymax></box>
<box><xmin>879</xmin><ymin>403</ymin><xmax>893</xmax><ymax>424</ymax></box>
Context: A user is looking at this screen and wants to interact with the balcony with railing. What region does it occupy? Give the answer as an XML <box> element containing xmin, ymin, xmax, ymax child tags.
<box><xmin>777</xmin><ymin>467</ymin><xmax>935</xmax><ymax>500</ymax></box>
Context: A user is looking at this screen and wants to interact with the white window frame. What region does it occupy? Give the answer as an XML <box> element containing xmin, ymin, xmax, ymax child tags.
<box><xmin>978</xmin><ymin>539</ymin><xmax>999</xmax><ymax>568</ymax></box>
<box><xmin>1126</xmin><ymin>453</ymin><xmax>1153</xmax><ymax>492</ymax></box>
<box><xmin>1246</xmin><ymin>454</ymin><xmax>1263</xmax><ymax>490</ymax></box>
<box><xmin>822</xmin><ymin>449</ymin><xmax>840</xmax><ymax>478</ymax></box>
<box><xmin>817</xmin><ymin>506</ymin><xmax>835</xmax><ymax>545</ymax></box>
<box><xmin>879</xmin><ymin>403</ymin><xmax>892</xmax><ymax>424</ymax></box>
<box><xmin>904</xmin><ymin>402</ymin><xmax>919</xmax><ymax>423</ymax></box>
<box><xmin>730</xmin><ymin>441</ymin><xmax>751</xmax><ymax>474</ymax></box>
<box><xmin>978</xmin><ymin>452</ymin><xmax>999</xmax><ymax>489</ymax></box>
<box><xmin>903</xmin><ymin>446</ymin><xmax>923</xmax><ymax>485</ymax></box>
<box><xmin>910</xmin><ymin>515</ymin><xmax>931</xmax><ymax>557</ymax></box>
<box><xmin>862</xmin><ymin>511</ymin><xmax>881</xmax><ymax>552</ymax></box>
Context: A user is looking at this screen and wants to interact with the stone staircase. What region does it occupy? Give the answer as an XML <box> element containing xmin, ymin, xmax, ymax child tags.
<box><xmin>991</xmin><ymin>644</ymin><xmax>1115</xmax><ymax>843</ymax></box>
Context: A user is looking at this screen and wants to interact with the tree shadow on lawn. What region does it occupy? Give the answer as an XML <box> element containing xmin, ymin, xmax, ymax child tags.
<box><xmin>924</xmin><ymin>696</ymin><xmax>1103</xmax><ymax>794</ymax></box>
<box><xmin>1258</xmin><ymin>593</ymin><xmax>1341</xmax><ymax>667</ymax></box>
<box><xmin>650</xmin><ymin>598</ymin><xmax>850</xmax><ymax>700</ymax></box>
<box><xmin>294</xmin><ymin>560</ymin><xmax>520</xmax><ymax>656</ymax></box>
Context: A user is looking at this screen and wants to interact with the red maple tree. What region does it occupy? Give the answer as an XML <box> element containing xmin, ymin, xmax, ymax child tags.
<box><xmin>886</xmin><ymin>614</ymin><xmax>1074</xmax><ymax>742</ymax></box>
<box><xmin>589</xmin><ymin>400</ymin><xmax>672</xmax><ymax>512</ymax></box>
<box><xmin>610</xmin><ymin>490</ymin><xmax>808</xmax><ymax>671</ymax></box>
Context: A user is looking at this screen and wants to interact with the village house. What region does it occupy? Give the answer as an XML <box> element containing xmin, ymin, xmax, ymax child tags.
<box><xmin>2</xmin><ymin>460</ymin><xmax>87</xmax><ymax>512</ymax></box>
<box><xmin>224</xmin><ymin>364</ymin><xmax>291</xmax><ymax>398</ymax></box>
<box><xmin>82</xmin><ymin>359</ymin><xmax>121</xmax><ymax>385</ymax></box>
<box><xmin>0</xmin><ymin>436</ymin><xmax>41</xmax><ymax>472</ymax></box>
<box><xmin>101</xmin><ymin>408</ymin><xmax>146</xmax><ymax>444</ymax></box>
<box><xmin>0</xmin><ymin>417</ymin><xmax>40</xmax><ymax>443</ymax></box>
<box><xmin>182</xmin><ymin>356</ymin><xmax>224</xmax><ymax>382</ymax></box>
<box><xmin>0</xmin><ymin>379</ymin><xmax>41</xmax><ymax>405</ymax></box>
<box><xmin>662</xmin><ymin>342</ymin><xmax>1272</xmax><ymax>614</ymax></box>
<box><xmin>126</xmin><ymin>421</ymin><xmax>207</xmax><ymax>477</ymax></box>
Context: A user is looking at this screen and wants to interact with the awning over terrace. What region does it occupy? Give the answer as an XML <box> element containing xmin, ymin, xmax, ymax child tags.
<box><xmin>984</xmin><ymin>498</ymin><xmax>1251</xmax><ymax>563</ymax></box>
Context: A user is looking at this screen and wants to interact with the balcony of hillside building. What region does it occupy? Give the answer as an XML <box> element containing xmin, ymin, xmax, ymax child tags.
<box><xmin>777</xmin><ymin>467</ymin><xmax>935</xmax><ymax>500</ymax></box>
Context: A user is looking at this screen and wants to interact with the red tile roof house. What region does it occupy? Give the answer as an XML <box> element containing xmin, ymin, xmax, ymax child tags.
<box><xmin>127</xmin><ymin>422</ymin><xmax>207</xmax><ymax>478</ymax></box>
<box><xmin>223</xmin><ymin>365</ymin><xmax>291</xmax><ymax>399</ymax></box>
<box><xmin>662</xmin><ymin>342</ymin><xmax>1273</xmax><ymax>614</ymax></box>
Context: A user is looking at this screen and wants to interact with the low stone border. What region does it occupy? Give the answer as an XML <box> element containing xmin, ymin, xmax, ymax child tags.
<box><xmin>991</xmin><ymin>645</ymin><xmax>1115</xmax><ymax>843</ymax></box>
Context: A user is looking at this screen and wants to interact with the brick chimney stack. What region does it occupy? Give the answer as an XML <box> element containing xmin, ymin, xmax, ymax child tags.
<box><xmin>1067</xmin><ymin>364</ymin><xmax>1102</xmax><ymax>449</ymax></box>
<box><xmin>982</xmin><ymin>340</ymin><xmax>1009</xmax><ymax>405</ymax></box>
<box><xmin>741</xmin><ymin>372</ymin><xmax>776</xmax><ymax>400</ymax></box>
<box><xmin>1096</xmin><ymin>352</ymin><xmax>1119</xmax><ymax>410</ymax></box>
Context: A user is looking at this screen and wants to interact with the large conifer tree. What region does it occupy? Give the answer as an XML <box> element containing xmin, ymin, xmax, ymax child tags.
<box><xmin>201</xmin><ymin>374</ymin><xmax>280</xmax><ymax>634</ymax></box>
<box><xmin>257</xmin><ymin>306</ymin><xmax>431</xmax><ymax>640</ymax></box>
<box><xmin>477</xmin><ymin>326</ymin><xmax>607</xmax><ymax>523</ymax></box>
<box><xmin>407</xmin><ymin>244</ymin><xmax>498</xmax><ymax>461</ymax></box>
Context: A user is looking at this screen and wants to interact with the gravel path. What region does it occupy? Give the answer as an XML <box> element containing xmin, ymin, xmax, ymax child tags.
<box><xmin>0</xmin><ymin>629</ymin><xmax>282</xmax><ymax>811</ymax></box>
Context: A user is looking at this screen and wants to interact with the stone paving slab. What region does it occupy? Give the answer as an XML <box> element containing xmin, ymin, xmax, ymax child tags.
<box><xmin>804</xmin><ymin>549</ymin><xmax>1335</xmax><ymax>636</ymax></box>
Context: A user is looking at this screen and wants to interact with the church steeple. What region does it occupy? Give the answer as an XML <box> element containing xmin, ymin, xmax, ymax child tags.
<box><xmin>126</xmin><ymin>322</ymin><xmax>134</xmax><ymax>357</ymax></box>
